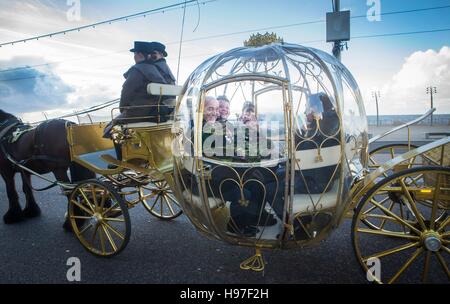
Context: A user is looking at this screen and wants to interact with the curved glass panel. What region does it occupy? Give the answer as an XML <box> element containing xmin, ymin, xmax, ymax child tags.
<box><xmin>174</xmin><ymin>43</ymin><xmax>368</xmax><ymax>249</ymax></box>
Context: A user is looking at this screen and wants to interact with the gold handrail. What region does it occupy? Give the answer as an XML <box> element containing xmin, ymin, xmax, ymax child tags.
<box><xmin>369</xmin><ymin>108</ymin><xmax>436</xmax><ymax>144</ymax></box>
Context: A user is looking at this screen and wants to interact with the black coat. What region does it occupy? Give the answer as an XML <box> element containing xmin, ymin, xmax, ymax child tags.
<box><xmin>118</xmin><ymin>59</ymin><xmax>175</xmax><ymax>122</ymax></box>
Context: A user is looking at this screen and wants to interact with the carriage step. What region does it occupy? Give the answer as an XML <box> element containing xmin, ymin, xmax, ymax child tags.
<box><xmin>100</xmin><ymin>154</ymin><xmax>164</xmax><ymax>180</ymax></box>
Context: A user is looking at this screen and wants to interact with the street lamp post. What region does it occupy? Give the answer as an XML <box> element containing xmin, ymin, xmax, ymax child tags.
<box><xmin>426</xmin><ymin>86</ymin><xmax>437</xmax><ymax>126</ymax></box>
<box><xmin>372</xmin><ymin>91</ymin><xmax>380</xmax><ymax>126</ymax></box>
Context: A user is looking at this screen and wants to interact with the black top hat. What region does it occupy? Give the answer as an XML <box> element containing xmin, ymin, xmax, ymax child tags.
<box><xmin>148</xmin><ymin>41</ymin><xmax>168</xmax><ymax>57</ymax></box>
<box><xmin>130</xmin><ymin>41</ymin><xmax>152</xmax><ymax>54</ymax></box>
<box><xmin>130</xmin><ymin>41</ymin><xmax>168</xmax><ymax>57</ymax></box>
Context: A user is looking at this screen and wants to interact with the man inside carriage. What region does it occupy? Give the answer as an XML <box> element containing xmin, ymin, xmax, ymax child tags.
<box><xmin>182</xmin><ymin>90</ymin><xmax>341</xmax><ymax>238</ymax></box>
<box><xmin>200</xmin><ymin>98</ymin><xmax>278</xmax><ymax>236</ymax></box>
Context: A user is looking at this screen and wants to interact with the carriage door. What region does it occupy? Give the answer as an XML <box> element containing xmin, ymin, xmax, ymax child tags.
<box><xmin>196</xmin><ymin>78</ymin><xmax>288</xmax><ymax>242</ymax></box>
<box><xmin>290</xmin><ymin>75</ymin><xmax>341</xmax><ymax>243</ymax></box>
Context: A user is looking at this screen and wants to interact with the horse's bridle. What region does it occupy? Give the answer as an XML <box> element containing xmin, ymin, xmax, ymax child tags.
<box><xmin>0</xmin><ymin>119</ymin><xmax>21</xmax><ymax>142</ymax></box>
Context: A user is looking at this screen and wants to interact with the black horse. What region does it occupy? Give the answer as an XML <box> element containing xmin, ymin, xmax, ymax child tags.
<box><xmin>0</xmin><ymin>109</ymin><xmax>95</xmax><ymax>225</ymax></box>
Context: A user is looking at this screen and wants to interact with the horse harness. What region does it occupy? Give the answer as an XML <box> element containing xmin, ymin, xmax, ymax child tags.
<box><xmin>28</xmin><ymin>120</ymin><xmax>70</xmax><ymax>166</ymax></box>
<box><xmin>0</xmin><ymin>118</ymin><xmax>21</xmax><ymax>142</ymax></box>
<box><xmin>3</xmin><ymin>120</ymin><xmax>66</xmax><ymax>170</ymax></box>
<box><xmin>0</xmin><ymin>118</ymin><xmax>22</xmax><ymax>160</ymax></box>
<box><xmin>0</xmin><ymin>119</ymin><xmax>74</xmax><ymax>191</ymax></box>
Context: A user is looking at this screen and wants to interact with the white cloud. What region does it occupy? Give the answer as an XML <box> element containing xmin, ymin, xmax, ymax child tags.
<box><xmin>366</xmin><ymin>46</ymin><xmax>450</xmax><ymax>114</ymax></box>
<box><xmin>0</xmin><ymin>0</ymin><xmax>135</xmax><ymax>120</ymax></box>
<box><xmin>0</xmin><ymin>56</ymin><xmax>73</xmax><ymax>114</ymax></box>
<box><xmin>0</xmin><ymin>0</ymin><xmax>216</xmax><ymax>122</ymax></box>
<box><xmin>5</xmin><ymin>0</ymin><xmax>446</xmax><ymax>121</ymax></box>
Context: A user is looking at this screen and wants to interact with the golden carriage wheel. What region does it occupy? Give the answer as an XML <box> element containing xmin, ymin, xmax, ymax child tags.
<box><xmin>68</xmin><ymin>179</ymin><xmax>131</xmax><ymax>257</ymax></box>
<box><xmin>140</xmin><ymin>179</ymin><xmax>183</xmax><ymax>220</ymax></box>
<box><xmin>352</xmin><ymin>166</ymin><xmax>450</xmax><ymax>284</ymax></box>
<box><xmin>363</xmin><ymin>143</ymin><xmax>420</xmax><ymax>231</ymax></box>
<box><xmin>369</xmin><ymin>143</ymin><xmax>418</xmax><ymax>173</ymax></box>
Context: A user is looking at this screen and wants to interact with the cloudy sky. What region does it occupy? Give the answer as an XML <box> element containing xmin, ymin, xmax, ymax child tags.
<box><xmin>0</xmin><ymin>0</ymin><xmax>449</xmax><ymax>122</ymax></box>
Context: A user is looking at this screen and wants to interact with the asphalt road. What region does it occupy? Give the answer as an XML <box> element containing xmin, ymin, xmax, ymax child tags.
<box><xmin>0</xmin><ymin>168</ymin><xmax>448</xmax><ymax>284</ymax></box>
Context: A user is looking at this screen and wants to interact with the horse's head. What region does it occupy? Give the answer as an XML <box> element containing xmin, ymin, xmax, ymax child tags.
<box><xmin>0</xmin><ymin>110</ymin><xmax>17</xmax><ymax>124</ymax></box>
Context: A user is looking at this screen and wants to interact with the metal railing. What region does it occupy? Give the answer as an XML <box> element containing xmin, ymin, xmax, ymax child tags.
<box><xmin>369</xmin><ymin>108</ymin><xmax>436</xmax><ymax>144</ymax></box>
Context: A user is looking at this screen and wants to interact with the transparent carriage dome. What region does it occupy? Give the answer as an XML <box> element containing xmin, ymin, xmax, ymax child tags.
<box><xmin>173</xmin><ymin>43</ymin><xmax>368</xmax><ymax>248</ymax></box>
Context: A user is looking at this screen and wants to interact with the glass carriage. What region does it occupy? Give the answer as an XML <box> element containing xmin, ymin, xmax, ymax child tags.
<box><xmin>173</xmin><ymin>43</ymin><xmax>369</xmax><ymax>249</ymax></box>
<box><xmin>39</xmin><ymin>42</ymin><xmax>446</xmax><ymax>282</ymax></box>
<box><xmin>7</xmin><ymin>41</ymin><xmax>445</xmax><ymax>282</ymax></box>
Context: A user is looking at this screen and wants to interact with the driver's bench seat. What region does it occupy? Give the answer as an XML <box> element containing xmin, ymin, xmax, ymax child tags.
<box><xmin>118</xmin><ymin>83</ymin><xmax>183</xmax><ymax>174</ymax></box>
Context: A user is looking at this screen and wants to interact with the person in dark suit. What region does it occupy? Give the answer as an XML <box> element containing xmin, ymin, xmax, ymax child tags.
<box><xmin>103</xmin><ymin>41</ymin><xmax>175</xmax><ymax>160</ymax></box>
<box><xmin>197</xmin><ymin>99</ymin><xmax>279</xmax><ymax>237</ymax></box>
<box><xmin>217</xmin><ymin>102</ymin><xmax>278</xmax><ymax>235</ymax></box>
<box><xmin>118</xmin><ymin>41</ymin><xmax>176</xmax><ymax>123</ymax></box>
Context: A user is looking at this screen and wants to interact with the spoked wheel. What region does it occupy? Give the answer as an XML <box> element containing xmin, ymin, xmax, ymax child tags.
<box><xmin>140</xmin><ymin>179</ymin><xmax>182</xmax><ymax>220</ymax></box>
<box><xmin>359</xmin><ymin>171</ymin><xmax>445</xmax><ymax>231</ymax></box>
<box><xmin>363</xmin><ymin>143</ymin><xmax>420</xmax><ymax>231</ymax></box>
<box><xmin>352</xmin><ymin>166</ymin><xmax>450</xmax><ymax>284</ymax></box>
<box><xmin>369</xmin><ymin>144</ymin><xmax>418</xmax><ymax>175</ymax></box>
<box><xmin>68</xmin><ymin>179</ymin><xmax>131</xmax><ymax>257</ymax></box>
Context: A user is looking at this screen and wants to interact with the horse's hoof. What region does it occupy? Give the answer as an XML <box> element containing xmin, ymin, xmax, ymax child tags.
<box><xmin>22</xmin><ymin>205</ymin><xmax>41</xmax><ymax>218</ymax></box>
<box><xmin>3</xmin><ymin>209</ymin><xmax>24</xmax><ymax>224</ymax></box>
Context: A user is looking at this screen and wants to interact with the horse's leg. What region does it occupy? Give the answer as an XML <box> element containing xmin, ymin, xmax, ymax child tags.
<box><xmin>52</xmin><ymin>169</ymin><xmax>74</xmax><ymax>232</ymax></box>
<box><xmin>1</xmin><ymin>168</ymin><xmax>24</xmax><ymax>224</ymax></box>
<box><xmin>20</xmin><ymin>172</ymin><xmax>41</xmax><ymax>218</ymax></box>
